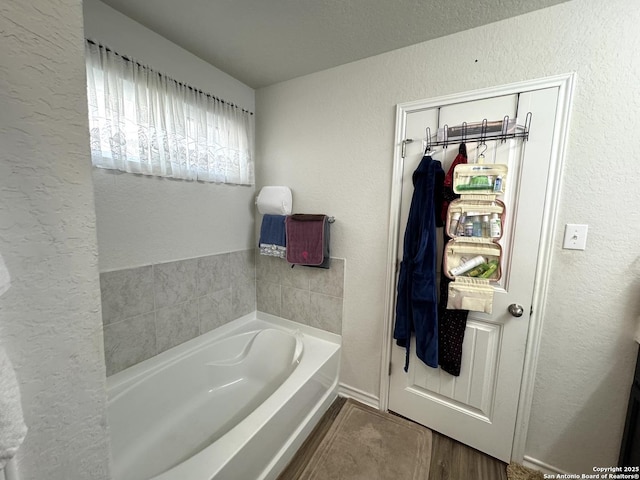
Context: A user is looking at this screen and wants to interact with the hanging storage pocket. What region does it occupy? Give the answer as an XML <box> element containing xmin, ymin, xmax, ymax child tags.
<box><xmin>443</xmin><ymin>163</ymin><xmax>508</xmax><ymax>313</ymax></box>
<box><xmin>443</xmin><ymin>234</ymin><xmax>501</xmax><ymax>313</ymax></box>
<box><xmin>447</xmin><ymin>277</ymin><xmax>495</xmax><ymax>314</ymax></box>
<box><xmin>445</xmin><ymin>198</ymin><xmax>505</xmax><ymax>239</ymax></box>
<box><xmin>452</xmin><ymin>164</ymin><xmax>508</xmax><ymax>194</ymax></box>
<box><xmin>443</xmin><ymin>241</ymin><xmax>502</xmax><ymax>281</ymax></box>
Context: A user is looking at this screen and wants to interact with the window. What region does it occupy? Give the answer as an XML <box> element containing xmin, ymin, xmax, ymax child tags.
<box><xmin>85</xmin><ymin>41</ymin><xmax>254</xmax><ymax>185</ymax></box>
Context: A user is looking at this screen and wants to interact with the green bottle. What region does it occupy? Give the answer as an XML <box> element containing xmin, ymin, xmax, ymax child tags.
<box><xmin>480</xmin><ymin>260</ymin><xmax>499</xmax><ymax>279</ymax></box>
<box><xmin>468</xmin><ymin>263</ymin><xmax>490</xmax><ymax>277</ymax></box>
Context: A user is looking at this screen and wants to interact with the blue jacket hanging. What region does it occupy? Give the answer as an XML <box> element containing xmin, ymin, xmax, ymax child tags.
<box><xmin>394</xmin><ymin>155</ymin><xmax>444</xmax><ymax>371</ymax></box>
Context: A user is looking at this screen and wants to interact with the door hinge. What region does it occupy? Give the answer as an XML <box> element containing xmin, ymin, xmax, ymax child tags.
<box><xmin>530</xmin><ymin>305</ymin><xmax>534</xmax><ymax>316</ymax></box>
<box><xmin>389</xmin><ymin>362</ymin><xmax>392</xmax><ymax>376</ymax></box>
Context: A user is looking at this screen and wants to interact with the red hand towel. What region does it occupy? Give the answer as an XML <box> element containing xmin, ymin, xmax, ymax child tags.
<box><xmin>285</xmin><ymin>215</ymin><xmax>327</xmax><ymax>265</ymax></box>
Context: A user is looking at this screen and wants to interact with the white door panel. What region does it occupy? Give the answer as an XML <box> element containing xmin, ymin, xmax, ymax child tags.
<box><xmin>388</xmin><ymin>87</ymin><xmax>559</xmax><ymax>461</ymax></box>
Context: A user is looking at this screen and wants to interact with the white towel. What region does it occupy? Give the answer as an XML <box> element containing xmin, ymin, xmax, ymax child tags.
<box><xmin>0</xmin><ymin>347</ymin><xmax>27</xmax><ymax>469</ymax></box>
<box><xmin>0</xmin><ymin>253</ymin><xmax>27</xmax><ymax>469</ymax></box>
<box><xmin>0</xmin><ymin>254</ymin><xmax>10</xmax><ymax>297</ymax></box>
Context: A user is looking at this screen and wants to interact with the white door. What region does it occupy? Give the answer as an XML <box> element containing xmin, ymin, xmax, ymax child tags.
<box><xmin>388</xmin><ymin>86</ymin><xmax>561</xmax><ymax>462</ymax></box>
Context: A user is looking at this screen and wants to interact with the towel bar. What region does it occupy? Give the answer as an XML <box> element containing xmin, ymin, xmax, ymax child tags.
<box><xmin>256</xmin><ymin>212</ymin><xmax>335</xmax><ymax>223</ymax></box>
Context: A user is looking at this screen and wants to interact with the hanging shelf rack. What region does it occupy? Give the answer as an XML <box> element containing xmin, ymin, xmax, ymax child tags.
<box><xmin>401</xmin><ymin>113</ymin><xmax>532</xmax><ymax>158</ymax></box>
<box><xmin>424</xmin><ymin>112</ymin><xmax>532</xmax><ymax>151</ymax></box>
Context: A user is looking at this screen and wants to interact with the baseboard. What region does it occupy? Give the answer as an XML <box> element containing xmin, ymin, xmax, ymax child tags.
<box><xmin>338</xmin><ymin>383</ymin><xmax>380</xmax><ymax>409</ymax></box>
<box><xmin>523</xmin><ymin>455</ymin><xmax>570</xmax><ymax>476</ymax></box>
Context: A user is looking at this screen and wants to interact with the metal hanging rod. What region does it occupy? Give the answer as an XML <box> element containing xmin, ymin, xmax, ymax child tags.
<box><xmin>422</xmin><ymin>112</ymin><xmax>532</xmax><ymax>151</ymax></box>
<box><xmin>85</xmin><ymin>39</ymin><xmax>254</xmax><ymax>116</ymax></box>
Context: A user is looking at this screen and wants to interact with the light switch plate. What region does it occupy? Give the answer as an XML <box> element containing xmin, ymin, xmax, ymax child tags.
<box><xmin>563</xmin><ymin>224</ymin><xmax>588</xmax><ymax>250</ymax></box>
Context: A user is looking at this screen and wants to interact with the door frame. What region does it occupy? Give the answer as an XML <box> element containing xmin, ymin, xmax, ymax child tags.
<box><xmin>379</xmin><ymin>73</ymin><xmax>576</xmax><ymax>461</ymax></box>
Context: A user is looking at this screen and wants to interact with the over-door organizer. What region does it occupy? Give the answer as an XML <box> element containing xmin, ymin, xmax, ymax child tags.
<box><xmin>402</xmin><ymin>113</ymin><xmax>533</xmax><ymax>313</ymax></box>
<box><xmin>444</xmin><ymin>164</ymin><xmax>508</xmax><ymax>314</ymax></box>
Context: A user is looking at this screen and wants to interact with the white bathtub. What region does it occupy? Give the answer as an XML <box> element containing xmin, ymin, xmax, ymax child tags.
<box><xmin>107</xmin><ymin>312</ymin><xmax>341</xmax><ymax>480</ymax></box>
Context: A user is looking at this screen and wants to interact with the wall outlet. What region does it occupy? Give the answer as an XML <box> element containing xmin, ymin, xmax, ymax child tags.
<box><xmin>563</xmin><ymin>224</ymin><xmax>588</xmax><ymax>250</ymax></box>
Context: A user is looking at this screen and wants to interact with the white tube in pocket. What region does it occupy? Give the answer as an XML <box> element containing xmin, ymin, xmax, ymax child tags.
<box><xmin>450</xmin><ymin>255</ymin><xmax>485</xmax><ymax>276</ymax></box>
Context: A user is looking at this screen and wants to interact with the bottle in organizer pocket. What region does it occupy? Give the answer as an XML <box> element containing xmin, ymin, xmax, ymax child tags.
<box><xmin>464</xmin><ymin>221</ymin><xmax>474</xmax><ymax>237</ymax></box>
<box><xmin>449</xmin><ymin>212</ymin><xmax>461</xmax><ymax>237</ymax></box>
<box><xmin>490</xmin><ymin>213</ymin><xmax>502</xmax><ymax>238</ymax></box>
<box><xmin>482</xmin><ymin>215</ymin><xmax>490</xmax><ymax>237</ymax></box>
<box><xmin>450</xmin><ymin>255</ymin><xmax>486</xmax><ymax>276</ymax></box>
<box><xmin>472</xmin><ymin>217</ymin><xmax>482</xmax><ymax>237</ymax></box>
<box><xmin>493</xmin><ymin>176</ymin><xmax>503</xmax><ymax>193</ymax></box>
<box><xmin>480</xmin><ymin>260</ymin><xmax>499</xmax><ymax>278</ymax></box>
<box><xmin>456</xmin><ymin>213</ymin><xmax>467</xmax><ymax>236</ymax></box>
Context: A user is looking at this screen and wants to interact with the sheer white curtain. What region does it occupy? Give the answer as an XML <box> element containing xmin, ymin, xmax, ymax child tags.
<box><xmin>85</xmin><ymin>41</ymin><xmax>254</xmax><ymax>185</ymax></box>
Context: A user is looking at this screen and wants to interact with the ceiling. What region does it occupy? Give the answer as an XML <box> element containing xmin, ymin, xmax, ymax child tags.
<box><xmin>100</xmin><ymin>0</ymin><xmax>570</xmax><ymax>89</ymax></box>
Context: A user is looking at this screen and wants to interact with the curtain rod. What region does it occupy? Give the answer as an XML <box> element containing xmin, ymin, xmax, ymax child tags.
<box><xmin>85</xmin><ymin>39</ymin><xmax>254</xmax><ymax>116</ymax></box>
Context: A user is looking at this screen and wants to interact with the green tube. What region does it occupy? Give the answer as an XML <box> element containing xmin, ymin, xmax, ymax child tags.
<box><xmin>457</xmin><ymin>184</ymin><xmax>494</xmax><ymax>191</ymax></box>
<box><xmin>480</xmin><ymin>260</ymin><xmax>499</xmax><ymax>278</ymax></box>
<box><xmin>468</xmin><ymin>263</ymin><xmax>490</xmax><ymax>277</ymax></box>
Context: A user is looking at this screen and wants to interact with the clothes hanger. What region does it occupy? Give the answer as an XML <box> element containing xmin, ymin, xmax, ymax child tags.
<box><xmin>477</xmin><ymin>142</ymin><xmax>488</xmax><ymax>164</ymax></box>
<box><xmin>423</xmin><ymin>127</ymin><xmax>434</xmax><ymax>155</ymax></box>
<box><xmin>424</xmin><ymin>142</ymin><xmax>444</xmax><ymax>157</ymax></box>
<box><xmin>422</xmin><ymin>127</ymin><xmax>444</xmax><ymax>157</ymax></box>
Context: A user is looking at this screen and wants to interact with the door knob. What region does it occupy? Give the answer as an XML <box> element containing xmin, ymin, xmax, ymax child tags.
<box><xmin>508</xmin><ymin>304</ymin><xmax>524</xmax><ymax>317</ymax></box>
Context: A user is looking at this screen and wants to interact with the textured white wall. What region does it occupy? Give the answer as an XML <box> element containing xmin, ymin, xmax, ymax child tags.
<box><xmin>0</xmin><ymin>1</ymin><xmax>111</xmax><ymax>479</ymax></box>
<box><xmin>83</xmin><ymin>0</ymin><xmax>257</xmax><ymax>271</ymax></box>
<box><xmin>256</xmin><ymin>0</ymin><xmax>640</xmax><ymax>472</ymax></box>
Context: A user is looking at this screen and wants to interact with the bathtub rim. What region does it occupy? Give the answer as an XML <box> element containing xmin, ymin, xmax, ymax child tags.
<box><xmin>106</xmin><ymin>311</ymin><xmax>341</xmax><ymax>399</ymax></box>
<box><xmin>107</xmin><ymin>311</ymin><xmax>342</xmax><ymax>480</ymax></box>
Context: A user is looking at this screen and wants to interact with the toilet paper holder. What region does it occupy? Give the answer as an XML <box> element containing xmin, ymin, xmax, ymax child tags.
<box><xmin>255</xmin><ymin>186</ymin><xmax>334</xmax><ymax>222</ymax></box>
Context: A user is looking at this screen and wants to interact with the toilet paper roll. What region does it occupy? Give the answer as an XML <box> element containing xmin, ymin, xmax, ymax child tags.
<box><xmin>256</xmin><ymin>186</ymin><xmax>292</xmax><ymax>215</ymax></box>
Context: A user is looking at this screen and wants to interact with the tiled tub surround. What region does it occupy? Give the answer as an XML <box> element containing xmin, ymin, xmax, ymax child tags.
<box><xmin>101</xmin><ymin>250</ymin><xmax>256</xmax><ymax>376</ymax></box>
<box><xmin>256</xmin><ymin>254</ymin><xmax>344</xmax><ymax>335</ymax></box>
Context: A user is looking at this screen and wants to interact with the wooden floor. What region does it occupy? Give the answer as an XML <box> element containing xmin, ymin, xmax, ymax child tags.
<box><xmin>429</xmin><ymin>430</ymin><xmax>508</xmax><ymax>480</ymax></box>
<box><xmin>277</xmin><ymin>396</ymin><xmax>508</xmax><ymax>480</ymax></box>
<box><xmin>278</xmin><ymin>396</ymin><xmax>348</xmax><ymax>479</ymax></box>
